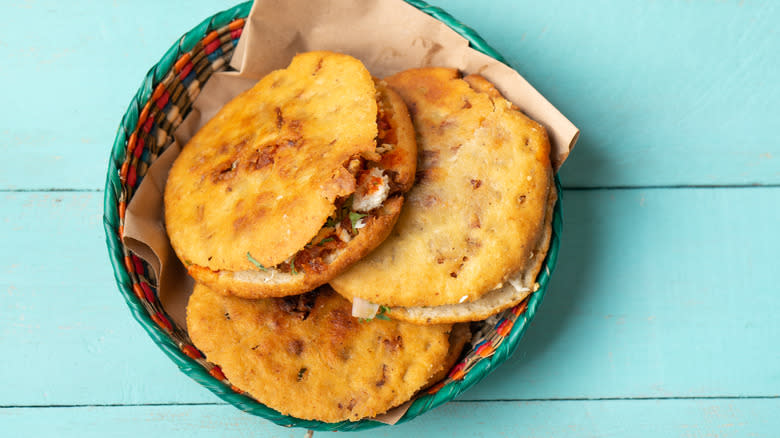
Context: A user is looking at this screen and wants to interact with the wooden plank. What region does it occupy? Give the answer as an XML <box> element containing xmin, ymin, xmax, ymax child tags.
<box><xmin>1</xmin><ymin>192</ymin><xmax>219</xmax><ymax>405</ymax></box>
<box><xmin>0</xmin><ymin>0</ymin><xmax>238</xmax><ymax>191</ymax></box>
<box><xmin>1</xmin><ymin>0</ymin><xmax>778</xmax><ymax>190</ymax></box>
<box><xmin>437</xmin><ymin>0</ymin><xmax>780</xmax><ymax>187</ymax></box>
<box><xmin>467</xmin><ymin>187</ymin><xmax>780</xmax><ymax>400</ymax></box>
<box><xmin>2</xmin><ymin>399</ymin><xmax>779</xmax><ymax>437</ymax></box>
<box><xmin>2</xmin><ymin>188</ymin><xmax>779</xmax><ymax>406</ymax></box>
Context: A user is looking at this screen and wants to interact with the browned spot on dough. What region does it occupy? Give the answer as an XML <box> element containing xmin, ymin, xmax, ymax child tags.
<box><xmin>330</xmin><ymin>308</ymin><xmax>353</xmax><ymax>330</ymax></box>
<box><xmin>278</xmin><ymin>290</ymin><xmax>317</xmax><ymax>320</ymax></box>
<box><xmin>470</xmin><ymin>213</ymin><xmax>481</xmax><ymax>229</ymax></box>
<box><xmin>287</xmin><ymin>119</ymin><xmax>303</xmax><ymax>134</ymax></box>
<box><xmin>211</xmin><ymin>160</ymin><xmax>238</xmax><ymax>183</ymax></box>
<box><xmin>234</xmin><ymin>201</ymin><xmax>269</xmax><ymax>233</ymax></box>
<box><xmin>220</xmin><ymin>139</ymin><xmax>248</xmax><ymax>157</ymax></box>
<box><xmin>422</xmin><ymin>194</ymin><xmax>440</xmax><ymax>207</ymax></box>
<box><xmin>462</xmin><ymin>98</ymin><xmax>472</xmax><ymax>109</ymax></box>
<box><xmin>376</xmin><ymin>364</ymin><xmax>388</xmax><ymax>387</ymax></box>
<box><xmin>436</xmin><ymin>257</ymin><xmax>445</xmax><ymax>264</ymax></box>
<box><xmin>246</xmin><ymin>147</ymin><xmax>276</xmax><ymax>171</ymax></box>
<box><xmin>470</xmin><ymin>179</ymin><xmax>482</xmax><ymax>189</ymax></box>
<box><xmin>517</xmin><ymin>195</ymin><xmax>527</xmax><ymax>204</ymax></box>
<box><xmin>313</xmin><ymin>57</ymin><xmax>323</xmax><ymax>75</ymax></box>
<box><xmin>233</xmin><ymin>215</ymin><xmax>249</xmax><ymax>232</ymax></box>
<box><xmin>466</xmin><ymin>236</ymin><xmax>482</xmax><ymax>249</ymax></box>
<box><xmin>195</xmin><ymin>204</ymin><xmax>204</xmax><ymax>221</ymax></box>
<box><xmin>287</xmin><ymin>339</ymin><xmax>304</xmax><ymax>356</ymax></box>
<box><xmin>328</xmin><ymin>309</ymin><xmax>356</xmax><ymax>354</ymax></box>
<box><xmin>279</xmin><ymin>136</ymin><xmax>301</xmax><ymax>150</ymax></box>
<box><xmin>438</xmin><ymin>119</ymin><xmax>454</xmax><ymax>133</ymax></box>
<box><xmin>382</xmin><ymin>335</ymin><xmax>403</xmax><ymax>353</ymax></box>
<box><xmin>347</xmin><ymin>398</ymin><xmax>357</xmax><ymax>411</ymax></box>
<box><xmin>275</xmin><ymin>107</ymin><xmax>283</xmax><ymax>129</ymax></box>
<box><xmin>450</xmin><ymin>272</ymin><xmax>458</xmax><ymax>278</ymax></box>
<box><xmin>420</xmin><ymin>150</ymin><xmax>440</xmax><ymax>167</ymax></box>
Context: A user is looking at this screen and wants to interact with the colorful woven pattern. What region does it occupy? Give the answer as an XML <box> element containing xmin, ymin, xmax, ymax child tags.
<box><xmin>103</xmin><ymin>0</ymin><xmax>562</xmax><ymax>432</ymax></box>
<box><xmin>118</xmin><ymin>21</ymin><xmax>245</xmax><ymax>200</ymax></box>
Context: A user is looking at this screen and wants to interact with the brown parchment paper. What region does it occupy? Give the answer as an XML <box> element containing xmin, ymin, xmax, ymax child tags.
<box><xmin>122</xmin><ymin>0</ymin><xmax>578</xmax><ymax>425</ymax></box>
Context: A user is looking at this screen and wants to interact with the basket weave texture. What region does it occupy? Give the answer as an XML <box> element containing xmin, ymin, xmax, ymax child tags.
<box><xmin>102</xmin><ymin>0</ymin><xmax>562</xmax><ymax>431</ymax></box>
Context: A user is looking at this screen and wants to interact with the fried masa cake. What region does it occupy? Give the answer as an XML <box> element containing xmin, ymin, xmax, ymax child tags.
<box><xmin>186</xmin><ymin>283</ymin><xmax>457</xmax><ymax>423</ymax></box>
<box><xmin>164</xmin><ymin>51</ymin><xmax>416</xmax><ymax>299</ymax></box>
<box><xmin>330</xmin><ymin>68</ymin><xmax>556</xmax><ymax>323</ymax></box>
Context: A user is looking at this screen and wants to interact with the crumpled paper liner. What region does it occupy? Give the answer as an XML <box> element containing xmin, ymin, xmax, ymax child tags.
<box><xmin>122</xmin><ymin>0</ymin><xmax>579</xmax><ymax>425</ymax></box>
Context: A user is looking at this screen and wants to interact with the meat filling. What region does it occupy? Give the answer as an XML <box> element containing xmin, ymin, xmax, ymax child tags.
<box><xmin>248</xmin><ymin>94</ymin><xmax>401</xmax><ymax>276</ymax></box>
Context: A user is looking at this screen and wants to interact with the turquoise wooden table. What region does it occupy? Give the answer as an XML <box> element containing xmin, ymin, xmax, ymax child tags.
<box><xmin>2</xmin><ymin>0</ymin><xmax>779</xmax><ymax>436</ymax></box>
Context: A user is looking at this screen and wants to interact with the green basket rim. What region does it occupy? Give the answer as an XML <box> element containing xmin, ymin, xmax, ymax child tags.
<box><xmin>103</xmin><ymin>0</ymin><xmax>563</xmax><ymax>432</ymax></box>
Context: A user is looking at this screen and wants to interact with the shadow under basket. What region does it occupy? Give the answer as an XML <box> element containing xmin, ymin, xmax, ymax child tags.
<box><xmin>102</xmin><ymin>0</ymin><xmax>563</xmax><ymax>432</ymax></box>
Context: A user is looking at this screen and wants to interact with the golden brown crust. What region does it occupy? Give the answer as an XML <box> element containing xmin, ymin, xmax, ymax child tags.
<box><xmin>190</xmin><ymin>196</ymin><xmax>404</xmax><ymax>299</ymax></box>
<box><xmin>186</xmin><ymin>284</ymin><xmax>453</xmax><ymax>423</ymax></box>
<box><xmin>375</xmin><ymin>80</ymin><xmax>417</xmax><ymax>192</ymax></box>
<box><xmin>165</xmin><ymin>51</ymin><xmax>377</xmax><ymax>271</ymax></box>
<box><xmin>423</xmin><ymin>323</ymin><xmax>471</xmax><ymax>386</ymax></box>
<box><xmin>330</xmin><ymin>67</ymin><xmax>553</xmax><ymax>308</ymax></box>
<box><xmin>386</xmin><ymin>184</ymin><xmax>556</xmax><ymax>324</ymax></box>
<box><xmin>165</xmin><ymin>52</ymin><xmax>418</xmax><ymax>299</ymax></box>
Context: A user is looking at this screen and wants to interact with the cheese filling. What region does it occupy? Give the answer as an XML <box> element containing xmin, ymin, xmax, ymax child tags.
<box><xmin>352</xmin><ymin>167</ymin><xmax>390</xmax><ymax>212</ymax></box>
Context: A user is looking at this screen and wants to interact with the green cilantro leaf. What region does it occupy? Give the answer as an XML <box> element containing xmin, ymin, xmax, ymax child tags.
<box><xmin>358</xmin><ymin>305</ymin><xmax>391</xmax><ymax>322</ymax></box>
<box><xmin>246</xmin><ymin>252</ymin><xmax>268</xmax><ymax>271</ymax></box>
<box><xmin>375</xmin><ymin>305</ymin><xmax>391</xmax><ymax>320</ymax></box>
<box><xmin>349</xmin><ymin>212</ymin><xmax>368</xmax><ymax>233</ymax></box>
<box><xmin>290</xmin><ymin>257</ymin><xmax>298</xmax><ymax>275</ymax></box>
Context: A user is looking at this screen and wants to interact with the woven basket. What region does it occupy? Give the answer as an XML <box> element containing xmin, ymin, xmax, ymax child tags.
<box><xmin>103</xmin><ymin>0</ymin><xmax>563</xmax><ymax>431</ymax></box>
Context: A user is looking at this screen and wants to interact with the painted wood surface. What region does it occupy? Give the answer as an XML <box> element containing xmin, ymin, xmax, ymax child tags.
<box><xmin>2</xmin><ymin>0</ymin><xmax>779</xmax><ymax>436</ymax></box>
<box><xmin>2</xmin><ymin>400</ymin><xmax>779</xmax><ymax>438</ymax></box>
<box><xmin>0</xmin><ymin>0</ymin><xmax>777</xmax><ymax>190</ymax></box>
<box><xmin>3</xmin><ymin>189</ymin><xmax>779</xmax><ymax>405</ymax></box>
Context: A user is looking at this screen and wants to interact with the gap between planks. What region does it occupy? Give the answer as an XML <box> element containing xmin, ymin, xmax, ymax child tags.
<box><xmin>3</xmin><ymin>395</ymin><xmax>780</xmax><ymax>409</ymax></box>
